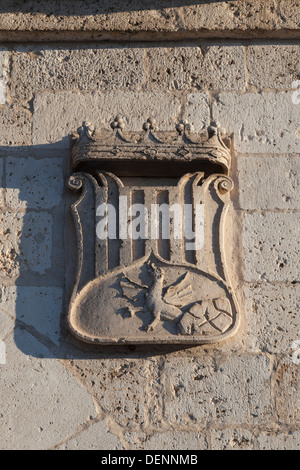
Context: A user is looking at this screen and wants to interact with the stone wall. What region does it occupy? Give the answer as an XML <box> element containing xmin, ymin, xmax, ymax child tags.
<box><xmin>0</xmin><ymin>2</ymin><xmax>299</xmax><ymax>450</ymax></box>
<box><xmin>0</xmin><ymin>1</ymin><xmax>299</xmax><ymax>40</ymax></box>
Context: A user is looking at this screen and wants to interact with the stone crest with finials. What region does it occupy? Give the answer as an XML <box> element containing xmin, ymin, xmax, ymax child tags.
<box><xmin>67</xmin><ymin>115</ymin><xmax>240</xmax><ymax>345</ymax></box>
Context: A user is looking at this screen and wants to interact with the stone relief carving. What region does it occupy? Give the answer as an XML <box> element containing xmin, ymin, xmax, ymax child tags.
<box><xmin>67</xmin><ymin>116</ymin><xmax>240</xmax><ymax>345</ymax></box>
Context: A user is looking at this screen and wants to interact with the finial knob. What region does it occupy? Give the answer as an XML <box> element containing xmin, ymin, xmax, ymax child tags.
<box><xmin>111</xmin><ymin>115</ymin><xmax>125</xmax><ymax>130</ymax></box>
<box><xmin>143</xmin><ymin>117</ymin><xmax>157</xmax><ymax>131</ymax></box>
<box><xmin>77</xmin><ymin>121</ymin><xmax>95</xmax><ymax>137</ymax></box>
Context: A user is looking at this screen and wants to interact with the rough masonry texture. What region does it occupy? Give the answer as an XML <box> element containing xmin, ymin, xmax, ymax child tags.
<box><xmin>0</xmin><ymin>1</ymin><xmax>299</xmax><ymax>40</ymax></box>
<box><xmin>0</xmin><ymin>1</ymin><xmax>299</xmax><ymax>450</ymax></box>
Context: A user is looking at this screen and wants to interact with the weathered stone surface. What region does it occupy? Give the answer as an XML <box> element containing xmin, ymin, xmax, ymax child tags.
<box><xmin>11</xmin><ymin>46</ymin><xmax>145</xmax><ymax>103</ymax></box>
<box><xmin>257</xmin><ymin>430</ymin><xmax>300</xmax><ymax>450</ymax></box>
<box><xmin>6</xmin><ymin>157</ymin><xmax>63</xmax><ymax>210</ymax></box>
<box><xmin>21</xmin><ymin>212</ymin><xmax>53</xmax><ymax>275</ymax></box>
<box><xmin>124</xmin><ymin>431</ymin><xmax>208</xmax><ymax>450</ymax></box>
<box><xmin>68</xmin><ymin>359</ymin><xmax>156</xmax><ymax>429</ymax></box>
<box><xmin>0</xmin><ymin>1</ymin><xmax>299</xmax><ymax>39</ymax></box>
<box><xmin>244</xmin><ymin>282</ymin><xmax>300</xmax><ymax>354</ymax></box>
<box><xmin>273</xmin><ymin>357</ymin><xmax>300</xmax><ymax>425</ymax></box>
<box><xmin>0</xmin><ymin>211</ymin><xmax>52</xmax><ymax>278</ymax></box>
<box><xmin>212</xmin><ymin>92</ymin><xmax>300</xmax><ymax>153</ymax></box>
<box><xmin>247</xmin><ymin>44</ymin><xmax>300</xmax><ymax>90</ymax></box>
<box><xmin>0</xmin><ymin>106</ymin><xmax>31</xmax><ymax>146</ymax></box>
<box><xmin>199</xmin><ymin>44</ymin><xmax>246</xmax><ymax>91</ymax></box>
<box><xmin>183</xmin><ymin>93</ymin><xmax>211</xmax><ymax>132</ymax></box>
<box><xmin>0</xmin><ymin>212</ymin><xmax>25</xmax><ymax>278</ymax></box>
<box><xmin>0</xmin><ymin>47</ymin><xmax>9</xmax><ymax>104</ymax></box>
<box><xmin>243</xmin><ymin>212</ymin><xmax>300</xmax><ymax>282</ymax></box>
<box><xmin>33</xmin><ymin>92</ymin><xmax>182</xmax><ymax>147</ymax></box>
<box><xmin>163</xmin><ymin>355</ymin><xmax>272</xmax><ymax>426</ymax></box>
<box><xmin>238</xmin><ymin>156</ymin><xmax>300</xmax><ymax>210</ymax></box>
<box><xmin>211</xmin><ymin>428</ymin><xmax>255</xmax><ymax>450</ymax></box>
<box><xmin>0</xmin><ymin>328</ymin><xmax>98</xmax><ymax>450</ymax></box>
<box><xmin>0</xmin><ymin>304</ymin><xmax>14</xmax><ymax>341</ymax></box>
<box><xmin>0</xmin><ymin>286</ymin><xmax>63</xmax><ymax>346</ymax></box>
<box><xmin>145</xmin><ymin>46</ymin><xmax>203</xmax><ymax>91</ymax></box>
<box><xmin>145</xmin><ymin>45</ymin><xmax>245</xmax><ymax>91</ymax></box>
<box><xmin>57</xmin><ymin>418</ymin><xmax>123</xmax><ymax>450</ymax></box>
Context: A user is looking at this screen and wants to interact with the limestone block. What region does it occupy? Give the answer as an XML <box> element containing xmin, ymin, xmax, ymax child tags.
<box><xmin>33</xmin><ymin>92</ymin><xmax>182</xmax><ymax>147</ymax></box>
<box><xmin>199</xmin><ymin>44</ymin><xmax>245</xmax><ymax>91</ymax></box>
<box><xmin>212</xmin><ymin>92</ymin><xmax>300</xmax><ymax>153</ymax></box>
<box><xmin>57</xmin><ymin>419</ymin><xmax>123</xmax><ymax>450</ymax></box>
<box><xmin>124</xmin><ymin>431</ymin><xmax>208</xmax><ymax>450</ymax></box>
<box><xmin>0</xmin><ymin>1</ymin><xmax>299</xmax><ymax>38</ymax></box>
<box><xmin>247</xmin><ymin>44</ymin><xmax>300</xmax><ymax>90</ymax></box>
<box><xmin>0</xmin><ymin>286</ymin><xmax>63</xmax><ymax>346</ymax></box>
<box><xmin>0</xmin><ymin>306</ymin><xmax>14</xmax><ymax>341</ymax></box>
<box><xmin>273</xmin><ymin>357</ymin><xmax>300</xmax><ymax>425</ymax></box>
<box><xmin>237</xmin><ymin>156</ymin><xmax>300</xmax><ymax>210</ymax></box>
<box><xmin>211</xmin><ymin>429</ymin><xmax>255</xmax><ymax>450</ymax></box>
<box><xmin>163</xmin><ymin>355</ymin><xmax>272</xmax><ymax>426</ymax></box>
<box><xmin>0</xmin><ymin>212</ymin><xmax>25</xmax><ymax>278</ymax></box>
<box><xmin>145</xmin><ymin>45</ymin><xmax>245</xmax><ymax>91</ymax></box>
<box><xmin>11</xmin><ymin>46</ymin><xmax>145</xmax><ymax>102</ymax></box>
<box><xmin>243</xmin><ymin>212</ymin><xmax>300</xmax><ymax>282</ymax></box>
<box><xmin>275</xmin><ymin>0</ymin><xmax>300</xmax><ymax>31</ymax></box>
<box><xmin>20</xmin><ymin>212</ymin><xmax>53</xmax><ymax>275</ymax></box>
<box><xmin>257</xmin><ymin>430</ymin><xmax>300</xmax><ymax>450</ymax></box>
<box><xmin>0</xmin><ymin>106</ymin><xmax>31</xmax><ymax>146</ymax></box>
<box><xmin>0</xmin><ymin>328</ymin><xmax>97</xmax><ymax>450</ymax></box>
<box><xmin>171</xmin><ymin>1</ymin><xmax>300</xmax><ymax>35</ymax></box>
<box><xmin>183</xmin><ymin>93</ymin><xmax>211</xmax><ymax>132</ymax></box>
<box><xmin>145</xmin><ymin>46</ymin><xmax>203</xmax><ymax>91</ymax></box>
<box><xmin>0</xmin><ymin>211</ymin><xmax>52</xmax><ymax>278</ymax></box>
<box><xmin>68</xmin><ymin>359</ymin><xmax>156</xmax><ymax>428</ymax></box>
<box><xmin>244</xmin><ymin>282</ymin><xmax>300</xmax><ymax>354</ymax></box>
<box><xmin>6</xmin><ymin>157</ymin><xmax>63</xmax><ymax>209</ymax></box>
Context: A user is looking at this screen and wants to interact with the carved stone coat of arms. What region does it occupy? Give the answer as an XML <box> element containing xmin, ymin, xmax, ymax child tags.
<box><xmin>67</xmin><ymin>116</ymin><xmax>240</xmax><ymax>345</ymax></box>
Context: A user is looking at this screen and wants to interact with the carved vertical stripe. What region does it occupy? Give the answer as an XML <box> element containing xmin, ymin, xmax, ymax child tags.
<box><xmin>95</xmin><ymin>182</ymin><xmax>108</xmax><ymax>276</ymax></box>
<box><xmin>119</xmin><ymin>186</ymin><xmax>132</xmax><ymax>268</ymax></box>
<box><xmin>156</xmin><ymin>190</ymin><xmax>171</xmax><ymax>262</ymax></box>
<box><xmin>168</xmin><ymin>185</ymin><xmax>184</xmax><ymax>266</ymax></box>
<box><xmin>131</xmin><ymin>189</ymin><xmax>146</xmax><ymax>262</ymax></box>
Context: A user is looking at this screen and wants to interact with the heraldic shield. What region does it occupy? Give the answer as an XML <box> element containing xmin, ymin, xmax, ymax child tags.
<box><xmin>67</xmin><ymin>117</ymin><xmax>240</xmax><ymax>345</ymax></box>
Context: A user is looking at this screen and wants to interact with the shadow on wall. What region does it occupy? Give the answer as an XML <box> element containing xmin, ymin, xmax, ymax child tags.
<box><xmin>0</xmin><ymin>140</ymin><xmax>73</xmax><ymax>359</ymax></box>
<box><xmin>0</xmin><ymin>140</ymin><xmax>194</xmax><ymax>360</ymax></box>
<box><xmin>0</xmin><ymin>0</ymin><xmax>227</xmax><ymax>15</ymax></box>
